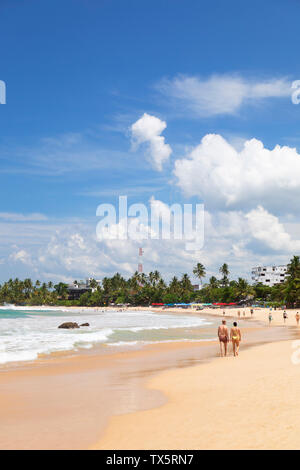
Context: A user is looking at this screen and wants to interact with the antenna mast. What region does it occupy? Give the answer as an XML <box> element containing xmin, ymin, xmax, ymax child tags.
<box><xmin>138</xmin><ymin>247</ymin><xmax>144</xmax><ymax>273</ymax></box>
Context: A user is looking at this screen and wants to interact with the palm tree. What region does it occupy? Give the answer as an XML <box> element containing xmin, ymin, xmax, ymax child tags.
<box><xmin>219</xmin><ymin>263</ymin><xmax>229</xmax><ymax>287</ymax></box>
<box><xmin>169</xmin><ymin>276</ymin><xmax>180</xmax><ymax>290</ymax></box>
<box><xmin>235</xmin><ymin>278</ymin><xmax>254</xmax><ymax>301</ymax></box>
<box><xmin>284</xmin><ymin>256</ymin><xmax>300</xmax><ymax>306</ymax></box>
<box><xmin>287</xmin><ymin>256</ymin><xmax>300</xmax><ymax>280</ymax></box>
<box><xmin>89</xmin><ymin>278</ymin><xmax>98</xmax><ymax>290</ymax></box>
<box><xmin>148</xmin><ymin>272</ymin><xmax>155</xmax><ymax>287</ymax></box>
<box><xmin>181</xmin><ymin>273</ymin><xmax>193</xmax><ymax>291</ymax></box>
<box><xmin>54</xmin><ymin>282</ymin><xmax>68</xmax><ymax>299</ymax></box>
<box><xmin>128</xmin><ymin>271</ymin><xmax>140</xmax><ymax>293</ymax></box>
<box><xmin>153</xmin><ymin>270</ymin><xmax>161</xmax><ymax>284</ymax></box>
<box><xmin>157</xmin><ymin>278</ymin><xmax>166</xmax><ymax>290</ymax></box>
<box><xmin>24</xmin><ymin>278</ymin><xmax>33</xmax><ymax>298</ymax></box>
<box><xmin>111</xmin><ymin>273</ymin><xmax>126</xmax><ymax>289</ymax></box>
<box><xmin>139</xmin><ymin>273</ymin><xmax>148</xmax><ymax>286</ymax></box>
<box><xmin>193</xmin><ymin>263</ymin><xmax>206</xmax><ymax>286</ymax></box>
<box><xmin>208</xmin><ymin>276</ymin><xmax>219</xmax><ymax>289</ymax></box>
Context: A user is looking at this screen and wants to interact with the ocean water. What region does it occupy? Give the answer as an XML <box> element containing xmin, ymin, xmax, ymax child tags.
<box><xmin>0</xmin><ymin>306</ymin><xmax>215</xmax><ymax>365</ymax></box>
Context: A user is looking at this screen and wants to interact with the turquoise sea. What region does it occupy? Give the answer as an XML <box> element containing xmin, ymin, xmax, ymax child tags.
<box><xmin>0</xmin><ymin>305</ymin><xmax>216</xmax><ymax>364</ymax></box>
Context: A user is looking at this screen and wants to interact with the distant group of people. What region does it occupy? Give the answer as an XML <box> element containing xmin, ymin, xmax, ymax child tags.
<box><xmin>268</xmin><ymin>310</ymin><xmax>300</xmax><ymax>325</ymax></box>
<box><xmin>222</xmin><ymin>309</ymin><xmax>254</xmax><ymax>318</ymax></box>
<box><xmin>218</xmin><ymin>320</ymin><xmax>241</xmax><ymax>357</ymax></box>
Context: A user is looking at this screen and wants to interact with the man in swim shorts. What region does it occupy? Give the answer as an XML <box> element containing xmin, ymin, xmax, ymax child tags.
<box><xmin>218</xmin><ymin>320</ymin><xmax>229</xmax><ymax>357</ymax></box>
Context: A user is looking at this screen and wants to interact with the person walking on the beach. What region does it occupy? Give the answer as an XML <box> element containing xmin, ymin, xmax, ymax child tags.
<box><xmin>218</xmin><ymin>320</ymin><xmax>229</xmax><ymax>357</ymax></box>
<box><xmin>283</xmin><ymin>311</ymin><xmax>288</xmax><ymax>323</ymax></box>
<box><xmin>268</xmin><ymin>312</ymin><xmax>273</xmax><ymax>324</ymax></box>
<box><xmin>230</xmin><ymin>322</ymin><xmax>241</xmax><ymax>357</ymax></box>
<box><xmin>296</xmin><ymin>312</ymin><xmax>300</xmax><ymax>326</ymax></box>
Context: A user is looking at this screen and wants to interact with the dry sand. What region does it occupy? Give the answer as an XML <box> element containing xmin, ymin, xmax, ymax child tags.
<box><xmin>42</xmin><ymin>304</ymin><xmax>300</xmax><ymax>327</ymax></box>
<box><xmin>94</xmin><ymin>339</ymin><xmax>300</xmax><ymax>450</ymax></box>
<box><xmin>153</xmin><ymin>305</ymin><xmax>300</xmax><ymax>327</ymax></box>
<box><xmin>198</xmin><ymin>306</ymin><xmax>299</xmax><ymax>327</ymax></box>
<box><xmin>90</xmin><ymin>304</ymin><xmax>299</xmax><ymax>327</ymax></box>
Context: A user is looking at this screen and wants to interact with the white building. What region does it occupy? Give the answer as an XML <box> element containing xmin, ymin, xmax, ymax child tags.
<box><xmin>251</xmin><ymin>265</ymin><xmax>288</xmax><ymax>287</ymax></box>
<box><xmin>86</xmin><ymin>278</ymin><xmax>101</xmax><ymax>292</ymax></box>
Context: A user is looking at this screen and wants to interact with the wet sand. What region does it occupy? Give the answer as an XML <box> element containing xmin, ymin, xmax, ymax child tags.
<box><xmin>0</xmin><ymin>316</ymin><xmax>294</xmax><ymax>450</ymax></box>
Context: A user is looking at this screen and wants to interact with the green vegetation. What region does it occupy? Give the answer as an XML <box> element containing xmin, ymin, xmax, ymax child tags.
<box><xmin>0</xmin><ymin>256</ymin><xmax>299</xmax><ymax>307</ymax></box>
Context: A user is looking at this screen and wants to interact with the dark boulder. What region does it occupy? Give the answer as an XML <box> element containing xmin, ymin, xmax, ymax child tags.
<box><xmin>58</xmin><ymin>322</ymin><xmax>79</xmax><ymax>329</ymax></box>
<box><xmin>80</xmin><ymin>323</ymin><xmax>90</xmax><ymax>327</ymax></box>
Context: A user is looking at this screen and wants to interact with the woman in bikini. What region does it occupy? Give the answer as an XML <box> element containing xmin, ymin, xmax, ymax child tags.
<box><xmin>230</xmin><ymin>322</ymin><xmax>241</xmax><ymax>357</ymax></box>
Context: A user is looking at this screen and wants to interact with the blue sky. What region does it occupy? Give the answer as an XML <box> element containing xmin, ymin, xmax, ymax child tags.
<box><xmin>1</xmin><ymin>0</ymin><xmax>300</xmax><ymax>283</ymax></box>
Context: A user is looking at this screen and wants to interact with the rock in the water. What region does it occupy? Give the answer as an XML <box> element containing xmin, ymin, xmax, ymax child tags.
<box><xmin>58</xmin><ymin>322</ymin><xmax>79</xmax><ymax>329</ymax></box>
<box><xmin>80</xmin><ymin>323</ymin><xmax>90</xmax><ymax>327</ymax></box>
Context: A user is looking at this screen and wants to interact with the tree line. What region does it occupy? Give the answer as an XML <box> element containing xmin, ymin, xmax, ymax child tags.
<box><xmin>1</xmin><ymin>256</ymin><xmax>300</xmax><ymax>307</ymax></box>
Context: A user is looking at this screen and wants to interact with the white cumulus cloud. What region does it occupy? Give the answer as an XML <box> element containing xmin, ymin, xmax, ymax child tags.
<box><xmin>130</xmin><ymin>113</ymin><xmax>172</xmax><ymax>171</ymax></box>
<box><xmin>9</xmin><ymin>249</ymin><xmax>33</xmax><ymax>265</ymax></box>
<box><xmin>174</xmin><ymin>133</ymin><xmax>300</xmax><ymax>213</ymax></box>
<box><xmin>246</xmin><ymin>206</ymin><xmax>300</xmax><ymax>252</ymax></box>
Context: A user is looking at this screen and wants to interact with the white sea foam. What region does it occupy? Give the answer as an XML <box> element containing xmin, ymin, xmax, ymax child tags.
<box><xmin>107</xmin><ymin>338</ymin><xmax>217</xmax><ymax>347</ymax></box>
<box><xmin>0</xmin><ymin>308</ymin><xmax>214</xmax><ymax>365</ymax></box>
<box><xmin>0</xmin><ymin>304</ymin><xmax>70</xmax><ymax>312</ymax></box>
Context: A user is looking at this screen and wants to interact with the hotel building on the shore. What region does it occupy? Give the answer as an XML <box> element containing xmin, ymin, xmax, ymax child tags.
<box><xmin>67</xmin><ymin>278</ymin><xmax>101</xmax><ymax>300</ymax></box>
<box><xmin>251</xmin><ymin>265</ymin><xmax>288</xmax><ymax>287</ymax></box>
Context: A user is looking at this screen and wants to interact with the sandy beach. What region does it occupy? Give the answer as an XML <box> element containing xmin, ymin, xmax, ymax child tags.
<box><xmin>46</xmin><ymin>303</ymin><xmax>300</xmax><ymax>327</ymax></box>
<box><xmin>94</xmin><ymin>338</ymin><xmax>300</xmax><ymax>450</ymax></box>
<box><xmin>0</xmin><ymin>306</ymin><xmax>299</xmax><ymax>450</ymax></box>
<box><xmin>156</xmin><ymin>305</ymin><xmax>300</xmax><ymax>327</ymax></box>
<box><xmin>76</xmin><ymin>304</ymin><xmax>300</xmax><ymax>327</ymax></box>
<box><xmin>0</xmin><ymin>338</ymin><xmax>220</xmax><ymax>450</ymax></box>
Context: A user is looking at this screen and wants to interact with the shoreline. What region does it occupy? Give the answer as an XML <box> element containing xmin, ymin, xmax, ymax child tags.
<box><xmin>0</xmin><ymin>310</ymin><xmax>296</xmax><ymax>449</ymax></box>
<box><xmin>2</xmin><ymin>302</ymin><xmax>297</xmax><ymax>323</ymax></box>
<box><xmin>0</xmin><ymin>305</ymin><xmax>289</xmax><ymax>371</ymax></box>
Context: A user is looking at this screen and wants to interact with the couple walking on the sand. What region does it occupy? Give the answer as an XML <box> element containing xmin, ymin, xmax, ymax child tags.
<box><xmin>218</xmin><ymin>320</ymin><xmax>241</xmax><ymax>357</ymax></box>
